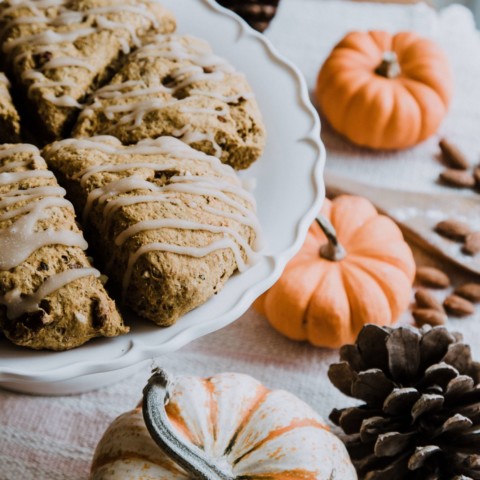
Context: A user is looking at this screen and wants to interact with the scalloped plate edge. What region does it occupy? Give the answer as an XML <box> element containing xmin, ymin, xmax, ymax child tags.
<box><xmin>0</xmin><ymin>0</ymin><xmax>325</xmax><ymax>386</ymax></box>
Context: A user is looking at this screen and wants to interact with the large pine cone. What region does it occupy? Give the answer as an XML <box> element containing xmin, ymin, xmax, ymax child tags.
<box><xmin>216</xmin><ymin>0</ymin><xmax>280</xmax><ymax>32</ymax></box>
<box><xmin>328</xmin><ymin>324</ymin><xmax>480</xmax><ymax>480</ymax></box>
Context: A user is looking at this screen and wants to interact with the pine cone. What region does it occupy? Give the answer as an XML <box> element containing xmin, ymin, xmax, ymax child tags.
<box><xmin>328</xmin><ymin>324</ymin><xmax>480</xmax><ymax>480</ymax></box>
<box><xmin>216</xmin><ymin>0</ymin><xmax>280</xmax><ymax>32</ymax></box>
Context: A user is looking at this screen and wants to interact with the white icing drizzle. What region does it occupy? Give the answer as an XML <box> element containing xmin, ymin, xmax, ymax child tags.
<box><xmin>1</xmin><ymin>0</ymin><xmax>163</xmax><ymax>108</ymax></box>
<box><xmin>44</xmin><ymin>137</ymin><xmax>262</xmax><ymax>294</ymax></box>
<box><xmin>77</xmin><ymin>34</ymin><xmax>253</xmax><ymax>156</ymax></box>
<box><xmin>82</xmin><ymin>170</ymin><xmax>175</xmax><ymax>221</ymax></box>
<box><xmin>3</xmin><ymin>28</ymin><xmax>97</xmax><ymax>53</ymax></box>
<box><xmin>181</xmin><ymin>130</ymin><xmax>223</xmax><ymax>158</ymax></box>
<box><xmin>74</xmin><ymin>162</ymin><xmax>177</xmax><ymax>186</ymax></box>
<box><xmin>0</xmin><ymin>160</ymin><xmax>29</xmax><ymax>172</ymax></box>
<box><xmin>0</xmin><ymin>144</ymin><xmax>96</xmax><ymax>320</ymax></box>
<box><xmin>0</xmin><ymin>268</ymin><xmax>99</xmax><ymax>319</ymax></box>
<box><xmin>123</xmin><ymin>238</ymin><xmax>246</xmax><ymax>293</ymax></box>
<box><xmin>189</xmin><ymin>89</ymin><xmax>254</xmax><ymax>104</ymax></box>
<box><xmin>0</xmin><ymin>144</ymin><xmax>39</xmax><ymax>158</ymax></box>
<box><xmin>49</xmin><ymin>136</ymin><xmax>238</xmax><ymax>178</ymax></box>
<box><xmin>103</xmin><ymin>192</ymin><xmax>173</xmax><ymax>227</ymax></box>
<box><xmin>41</xmin><ymin>56</ymin><xmax>95</xmax><ymax>72</ymax></box>
<box><xmin>0</xmin><ymin>169</ymin><xmax>54</xmax><ymax>185</ymax></box>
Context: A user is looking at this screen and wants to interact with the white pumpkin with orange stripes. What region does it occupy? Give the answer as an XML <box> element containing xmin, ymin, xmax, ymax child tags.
<box><xmin>90</xmin><ymin>370</ymin><xmax>356</xmax><ymax>479</ymax></box>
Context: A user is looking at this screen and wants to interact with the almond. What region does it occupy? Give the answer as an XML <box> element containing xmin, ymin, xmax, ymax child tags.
<box><xmin>439</xmin><ymin>138</ymin><xmax>470</xmax><ymax>170</ymax></box>
<box><xmin>439</xmin><ymin>169</ymin><xmax>475</xmax><ymax>188</ymax></box>
<box><xmin>474</xmin><ymin>166</ymin><xmax>480</xmax><ymax>186</ymax></box>
<box><xmin>454</xmin><ymin>283</ymin><xmax>480</xmax><ymax>302</ymax></box>
<box><xmin>443</xmin><ymin>294</ymin><xmax>475</xmax><ymax>317</ymax></box>
<box><xmin>463</xmin><ymin>232</ymin><xmax>480</xmax><ymax>256</ymax></box>
<box><xmin>434</xmin><ymin>219</ymin><xmax>471</xmax><ymax>242</ymax></box>
<box><xmin>414</xmin><ymin>288</ymin><xmax>444</xmax><ymax>312</ymax></box>
<box><xmin>416</xmin><ymin>267</ymin><xmax>451</xmax><ymax>289</ymax></box>
<box><xmin>412</xmin><ymin>308</ymin><xmax>447</xmax><ymax>327</ymax></box>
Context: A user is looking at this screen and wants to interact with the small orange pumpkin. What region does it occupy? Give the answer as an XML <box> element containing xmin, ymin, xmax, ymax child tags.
<box><xmin>315</xmin><ymin>30</ymin><xmax>453</xmax><ymax>150</ymax></box>
<box><xmin>254</xmin><ymin>195</ymin><xmax>416</xmax><ymax>348</ymax></box>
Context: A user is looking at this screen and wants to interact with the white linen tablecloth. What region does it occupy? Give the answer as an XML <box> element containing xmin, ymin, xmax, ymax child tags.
<box><xmin>1</xmin><ymin>1</ymin><xmax>480</xmax><ymax>478</ymax></box>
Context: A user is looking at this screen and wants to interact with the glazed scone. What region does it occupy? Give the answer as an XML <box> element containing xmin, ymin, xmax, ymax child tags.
<box><xmin>73</xmin><ymin>34</ymin><xmax>266</xmax><ymax>170</ymax></box>
<box><xmin>0</xmin><ymin>144</ymin><xmax>128</xmax><ymax>351</ymax></box>
<box><xmin>0</xmin><ymin>73</ymin><xmax>20</xmax><ymax>143</ymax></box>
<box><xmin>43</xmin><ymin>136</ymin><xmax>261</xmax><ymax>326</ymax></box>
<box><xmin>0</xmin><ymin>0</ymin><xmax>176</xmax><ymax>141</ymax></box>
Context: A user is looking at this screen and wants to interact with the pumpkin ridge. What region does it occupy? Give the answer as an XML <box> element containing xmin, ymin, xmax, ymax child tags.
<box><xmin>401</xmin><ymin>66</ymin><xmax>451</xmax><ymax>107</ymax></box>
<box><xmin>241</xmin><ymin>468</ymin><xmax>320</xmax><ymax>479</ymax></box>
<box><xmin>364</xmin><ymin>82</ymin><xmax>397</xmax><ymax>147</ymax></box>
<box><xmin>320</xmin><ymin>72</ymin><xmax>371</xmax><ymax>129</ymax></box>
<box><xmin>91</xmin><ymin>410</ymin><xmax>186</xmax><ymax>475</ymax></box>
<box><xmin>347</xmin><ymin>255</ymin><xmax>413</xmax><ymax>321</ymax></box>
<box><xmin>388</xmin><ymin>83</ymin><xmax>421</xmax><ymax>146</ymax></box>
<box><xmin>340</xmin><ymin>80</ymin><xmax>392</xmax><ymax>147</ymax></box>
<box><xmin>204</xmin><ymin>378</ymin><xmax>219</xmax><ymax>446</ymax></box>
<box><xmin>368</xmin><ymin>30</ymin><xmax>393</xmax><ymax>56</ymax></box>
<box><xmin>302</xmin><ymin>263</ymin><xmax>336</xmax><ymax>329</ymax></box>
<box><xmin>165</xmin><ymin>401</ymin><xmax>199</xmax><ymax>446</ymax></box>
<box><xmin>232</xmin><ymin>419</ymin><xmax>329</xmax><ymax>467</ymax></box>
<box><xmin>345</xmin><ymin>214</ymin><xmax>403</xmax><ymax>251</ymax></box>
<box><xmin>338</xmin><ymin>264</ymin><xmax>360</xmax><ymax>339</ymax></box>
<box><xmin>349</xmin><ymin>31</ymin><xmax>384</xmax><ymax>59</ymax></box>
<box><xmin>329</xmin><ymin>49</ymin><xmax>376</xmax><ymax>69</ymax></box>
<box><xmin>345</xmin><ymin>220</ymin><xmax>415</xmax><ymax>269</ymax></box>
<box><xmin>330</xmin><ymin>196</ymin><xmax>377</xmax><ymax>245</ymax></box>
<box><xmin>400</xmin><ymin>79</ymin><xmax>445</xmax><ymax>137</ymax></box>
<box><xmin>340</xmin><ymin>261</ymin><xmax>393</xmax><ymax>333</ymax></box>
<box><xmin>336</xmin><ymin>76</ymin><xmax>373</xmax><ymax>130</ymax></box>
<box><xmin>223</xmin><ymin>385</ymin><xmax>270</xmax><ymax>457</ymax></box>
<box><xmin>305</xmin><ymin>263</ymin><xmax>352</xmax><ymax>347</ymax></box>
<box><xmin>352</xmin><ymin>250</ymin><xmax>415</xmax><ymax>280</ymax></box>
<box><xmin>392</xmin><ymin>31</ymin><xmax>422</xmax><ymax>59</ymax></box>
<box><xmin>318</xmin><ymin>69</ymin><xmax>370</xmax><ymax>107</ymax></box>
<box><xmin>92</xmin><ymin>451</ymin><xmax>185</xmax><ymax>475</ymax></box>
<box><xmin>263</xmin><ymin>256</ymin><xmax>329</xmax><ymax>342</ymax></box>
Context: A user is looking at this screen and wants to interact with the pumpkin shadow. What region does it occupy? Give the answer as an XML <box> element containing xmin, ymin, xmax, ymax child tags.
<box><xmin>319</xmin><ymin>115</ymin><xmax>420</xmax><ymax>163</ymax></box>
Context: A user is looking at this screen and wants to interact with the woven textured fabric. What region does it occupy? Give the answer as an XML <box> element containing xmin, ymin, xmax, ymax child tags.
<box><xmin>1</xmin><ymin>2</ymin><xmax>480</xmax><ymax>479</ymax></box>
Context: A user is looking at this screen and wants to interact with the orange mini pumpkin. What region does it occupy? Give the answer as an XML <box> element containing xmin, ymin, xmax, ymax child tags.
<box><xmin>315</xmin><ymin>30</ymin><xmax>453</xmax><ymax>150</ymax></box>
<box><xmin>255</xmin><ymin>195</ymin><xmax>416</xmax><ymax>348</ymax></box>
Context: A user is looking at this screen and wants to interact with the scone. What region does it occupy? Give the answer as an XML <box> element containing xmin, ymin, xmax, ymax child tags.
<box><xmin>0</xmin><ymin>72</ymin><xmax>20</xmax><ymax>143</ymax></box>
<box><xmin>0</xmin><ymin>0</ymin><xmax>176</xmax><ymax>141</ymax></box>
<box><xmin>0</xmin><ymin>143</ymin><xmax>128</xmax><ymax>351</ymax></box>
<box><xmin>73</xmin><ymin>34</ymin><xmax>266</xmax><ymax>170</ymax></box>
<box><xmin>43</xmin><ymin>136</ymin><xmax>261</xmax><ymax>326</ymax></box>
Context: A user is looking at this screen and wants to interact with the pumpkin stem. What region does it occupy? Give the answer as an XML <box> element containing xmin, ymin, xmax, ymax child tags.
<box><xmin>316</xmin><ymin>215</ymin><xmax>346</xmax><ymax>262</ymax></box>
<box><xmin>375</xmin><ymin>51</ymin><xmax>401</xmax><ymax>79</ymax></box>
<box><xmin>143</xmin><ymin>369</ymin><xmax>235</xmax><ymax>480</ymax></box>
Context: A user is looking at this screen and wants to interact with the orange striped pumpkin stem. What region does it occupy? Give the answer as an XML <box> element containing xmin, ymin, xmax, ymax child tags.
<box><xmin>142</xmin><ymin>369</ymin><xmax>235</xmax><ymax>480</ymax></box>
<box><xmin>316</xmin><ymin>215</ymin><xmax>346</xmax><ymax>262</ymax></box>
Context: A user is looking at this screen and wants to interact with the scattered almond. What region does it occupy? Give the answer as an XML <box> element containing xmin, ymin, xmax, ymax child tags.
<box><xmin>439</xmin><ymin>169</ymin><xmax>476</xmax><ymax>188</ymax></box>
<box><xmin>439</xmin><ymin>138</ymin><xmax>470</xmax><ymax>170</ymax></box>
<box><xmin>443</xmin><ymin>294</ymin><xmax>475</xmax><ymax>317</ymax></box>
<box><xmin>434</xmin><ymin>219</ymin><xmax>471</xmax><ymax>242</ymax></box>
<box><xmin>454</xmin><ymin>283</ymin><xmax>480</xmax><ymax>303</ymax></box>
<box><xmin>416</xmin><ymin>267</ymin><xmax>451</xmax><ymax>289</ymax></box>
<box><xmin>414</xmin><ymin>288</ymin><xmax>444</xmax><ymax>312</ymax></box>
<box><xmin>463</xmin><ymin>232</ymin><xmax>480</xmax><ymax>256</ymax></box>
<box><xmin>412</xmin><ymin>308</ymin><xmax>447</xmax><ymax>327</ymax></box>
<box><xmin>474</xmin><ymin>166</ymin><xmax>480</xmax><ymax>186</ymax></box>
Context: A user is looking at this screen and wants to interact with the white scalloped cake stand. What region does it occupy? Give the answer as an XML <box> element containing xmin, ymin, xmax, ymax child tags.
<box><xmin>0</xmin><ymin>0</ymin><xmax>325</xmax><ymax>395</ymax></box>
